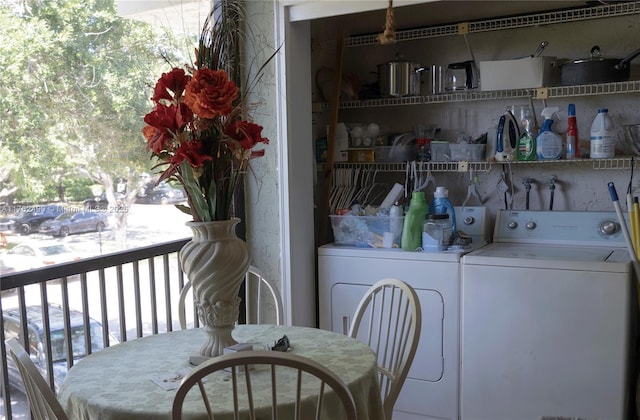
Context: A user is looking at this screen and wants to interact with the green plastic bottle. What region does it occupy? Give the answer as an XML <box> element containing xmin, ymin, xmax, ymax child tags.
<box><xmin>516</xmin><ymin>119</ymin><xmax>536</xmax><ymax>161</ymax></box>
<box><xmin>401</xmin><ymin>191</ymin><xmax>428</xmax><ymax>251</ymax></box>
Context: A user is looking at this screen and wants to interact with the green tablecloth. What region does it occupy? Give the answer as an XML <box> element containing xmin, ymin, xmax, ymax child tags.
<box><xmin>58</xmin><ymin>324</ymin><xmax>383</xmax><ymax>420</ymax></box>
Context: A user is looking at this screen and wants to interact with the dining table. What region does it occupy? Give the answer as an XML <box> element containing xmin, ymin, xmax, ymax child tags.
<box><xmin>57</xmin><ymin>324</ymin><xmax>384</xmax><ymax>420</ymax></box>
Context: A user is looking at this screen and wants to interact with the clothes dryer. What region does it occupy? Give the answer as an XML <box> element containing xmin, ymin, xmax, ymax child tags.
<box><xmin>318</xmin><ymin>206</ymin><xmax>489</xmax><ymax>420</ymax></box>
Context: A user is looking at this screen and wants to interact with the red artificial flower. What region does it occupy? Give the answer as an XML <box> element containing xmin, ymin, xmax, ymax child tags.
<box><xmin>170</xmin><ymin>140</ymin><xmax>212</xmax><ymax>167</ymax></box>
<box><xmin>142</xmin><ymin>103</ymin><xmax>193</xmax><ymax>154</ymax></box>
<box><xmin>224</xmin><ymin>120</ymin><xmax>269</xmax><ymax>153</ymax></box>
<box><xmin>152</xmin><ymin>68</ymin><xmax>191</xmax><ymax>103</ymax></box>
<box><xmin>183</xmin><ymin>68</ymin><xmax>238</xmax><ymax>119</ymax></box>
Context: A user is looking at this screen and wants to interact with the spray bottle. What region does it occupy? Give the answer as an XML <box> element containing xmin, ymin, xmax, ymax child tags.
<box><xmin>566</xmin><ymin>103</ymin><xmax>579</xmax><ymax>159</ymax></box>
<box><xmin>536</xmin><ymin>107</ymin><xmax>563</xmax><ymax>160</ymax></box>
<box><xmin>516</xmin><ymin>118</ymin><xmax>536</xmax><ymax>161</ymax></box>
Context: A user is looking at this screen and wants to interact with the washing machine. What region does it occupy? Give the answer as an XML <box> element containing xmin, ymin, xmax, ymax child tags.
<box><xmin>460</xmin><ymin>210</ymin><xmax>637</xmax><ymax>420</ymax></box>
<box><xmin>318</xmin><ymin>206</ymin><xmax>490</xmax><ymax>420</ymax></box>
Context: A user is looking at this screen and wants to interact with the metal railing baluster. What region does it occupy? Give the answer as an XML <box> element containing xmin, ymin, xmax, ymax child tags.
<box><xmin>148</xmin><ymin>257</ymin><xmax>158</xmax><ymax>335</ymax></box>
<box><xmin>133</xmin><ymin>260</ymin><xmax>143</xmax><ymax>338</ymax></box>
<box><xmin>116</xmin><ymin>264</ymin><xmax>126</xmax><ymax>342</ymax></box>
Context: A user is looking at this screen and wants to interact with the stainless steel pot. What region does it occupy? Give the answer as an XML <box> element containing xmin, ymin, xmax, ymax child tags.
<box><xmin>378</xmin><ymin>61</ymin><xmax>426</xmax><ymax>97</ymax></box>
<box><xmin>560</xmin><ymin>45</ymin><xmax>640</xmax><ymax>86</ymax></box>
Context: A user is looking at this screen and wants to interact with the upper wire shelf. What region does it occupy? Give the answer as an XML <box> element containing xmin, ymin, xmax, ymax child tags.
<box><xmin>344</xmin><ymin>1</ymin><xmax>640</xmax><ymax>47</ymax></box>
<box><xmin>315</xmin><ymin>81</ymin><xmax>640</xmax><ymax>111</ymax></box>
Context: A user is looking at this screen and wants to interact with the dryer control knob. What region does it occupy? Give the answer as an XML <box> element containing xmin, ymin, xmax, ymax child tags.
<box><xmin>600</xmin><ymin>220</ymin><xmax>618</xmax><ymax>236</ymax></box>
<box><xmin>463</xmin><ymin>216</ymin><xmax>475</xmax><ymax>225</ymax></box>
<box><xmin>507</xmin><ymin>221</ymin><xmax>518</xmax><ymax>229</ymax></box>
<box><xmin>526</xmin><ymin>221</ymin><xmax>536</xmax><ymax>230</ymax></box>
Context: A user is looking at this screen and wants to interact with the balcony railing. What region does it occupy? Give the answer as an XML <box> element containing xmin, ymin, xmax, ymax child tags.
<box><xmin>0</xmin><ymin>238</ymin><xmax>198</xmax><ymax>420</ymax></box>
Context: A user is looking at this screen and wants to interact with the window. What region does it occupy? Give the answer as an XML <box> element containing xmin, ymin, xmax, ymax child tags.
<box><xmin>0</xmin><ymin>0</ymin><xmax>211</xmax><ymax>262</ymax></box>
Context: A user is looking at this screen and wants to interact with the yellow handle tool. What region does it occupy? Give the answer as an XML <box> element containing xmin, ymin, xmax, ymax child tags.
<box><xmin>629</xmin><ymin>197</ymin><xmax>640</xmax><ymax>256</ymax></box>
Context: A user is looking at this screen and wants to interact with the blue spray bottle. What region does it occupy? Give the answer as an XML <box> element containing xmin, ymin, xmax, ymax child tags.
<box><xmin>536</xmin><ymin>107</ymin><xmax>563</xmax><ymax>160</ymax></box>
<box><xmin>429</xmin><ymin>186</ymin><xmax>456</xmax><ymax>240</ymax></box>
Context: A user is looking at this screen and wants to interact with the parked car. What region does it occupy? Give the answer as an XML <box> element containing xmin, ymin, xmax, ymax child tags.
<box><xmin>3</xmin><ymin>304</ymin><xmax>119</xmax><ymax>394</ymax></box>
<box><xmin>0</xmin><ymin>257</ymin><xmax>16</xmax><ymax>275</ymax></box>
<box><xmin>0</xmin><ymin>205</ymin><xmax>65</xmax><ymax>235</ymax></box>
<box><xmin>1</xmin><ymin>242</ymin><xmax>81</xmax><ymax>271</ymax></box>
<box><xmin>39</xmin><ymin>211</ymin><xmax>108</xmax><ymax>237</ymax></box>
<box><xmin>83</xmin><ymin>192</ymin><xmax>125</xmax><ymax>211</ymax></box>
<box><xmin>135</xmin><ymin>182</ymin><xmax>186</xmax><ymax>205</ymax></box>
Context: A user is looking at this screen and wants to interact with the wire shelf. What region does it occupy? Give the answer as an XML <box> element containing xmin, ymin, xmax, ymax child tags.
<box><xmin>344</xmin><ymin>1</ymin><xmax>640</xmax><ymax>47</ymax></box>
<box><xmin>330</xmin><ymin>157</ymin><xmax>637</xmax><ymax>173</ymax></box>
<box><xmin>317</xmin><ymin>80</ymin><xmax>640</xmax><ymax>111</ymax></box>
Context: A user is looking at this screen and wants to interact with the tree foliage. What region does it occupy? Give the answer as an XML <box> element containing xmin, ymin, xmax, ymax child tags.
<box><xmin>0</xmin><ymin>0</ymin><xmax>198</xmax><ymax>205</ymax></box>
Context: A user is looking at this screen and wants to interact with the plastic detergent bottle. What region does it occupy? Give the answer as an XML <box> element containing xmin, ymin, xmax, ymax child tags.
<box><xmin>536</xmin><ymin>107</ymin><xmax>563</xmax><ymax>160</ymax></box>
<box><xmin>429</xmin><ymin>186</ymin><xmax>457</xmax><ymax>239</ymax></box>
<box><xmin>566</xmin><ymin>103</ymin><xmax>579</xmax><ymax>159</ymax></box>
<box><xmin>590</xmin><ymin>108</ymin><xmax>616</xmax><ymax>159</ymax></box>
<box><xmin>401</xmin><ymin>192</ymin><xmax>428</xmax><ymax>251</ymax></box>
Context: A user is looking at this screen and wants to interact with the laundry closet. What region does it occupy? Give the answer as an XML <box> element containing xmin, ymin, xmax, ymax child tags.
<box><xmin>310</xmin><ymin>1</ymin><xmax>640</xmax><ymax>218</ymax></box>
<box><xmin>299</xmin><ymin>1</ymin><xmax>640</xmax><ymax>419</ymax></box>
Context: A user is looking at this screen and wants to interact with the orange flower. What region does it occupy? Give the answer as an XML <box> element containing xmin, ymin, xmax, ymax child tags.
<box><xmin>183</xmin><ymin>68</ymin><xmax>238</xmax><ymax>119</ymax></box>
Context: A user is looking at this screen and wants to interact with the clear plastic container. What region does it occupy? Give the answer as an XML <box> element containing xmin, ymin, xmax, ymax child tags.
<box><xmin>422</xmin><ymin>213</ymin><xmax>452</xmax><ymax>251</ymax></box>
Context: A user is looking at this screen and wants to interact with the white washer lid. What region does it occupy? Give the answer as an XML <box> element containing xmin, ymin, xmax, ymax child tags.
<box><xmin>463</xmin><ymin>243</ymin><xmax>631</xmax><ymax>272</ymax></box>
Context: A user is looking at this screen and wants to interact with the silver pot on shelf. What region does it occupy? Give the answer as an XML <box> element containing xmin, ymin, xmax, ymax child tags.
<box><xmin>377</xmin><ymin>60</ymin><xmax>426</xmax><ymax>97</ymax></box>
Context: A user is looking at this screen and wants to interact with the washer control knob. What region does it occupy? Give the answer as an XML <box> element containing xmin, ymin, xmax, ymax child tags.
<box><xmin>464</xmin><ymin>216</ymin><xmax>475</xmax><ymax>225</ymax></box>
<box><xmin>507</xmin><ymin>221</ymin><xmax>518</xmax><ymax>229</ymax></box>
<box><xmin>600</xmin><ymin>220</ymin><xmax>618</xmax><ymax>236</ymax></box>
<box><xmin>525</xmin><ymin>221</ymin><xmax>537</xmax><ymax>230</ymax></box>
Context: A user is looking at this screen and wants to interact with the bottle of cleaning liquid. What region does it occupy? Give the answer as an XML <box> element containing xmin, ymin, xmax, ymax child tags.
<box><xmin>390</xmin><ymin>202</ymin><xmax>404</xmax><ymax>245</ymax></box>
<box><xmin>566</xmin><ymin>103</ymin><xmax>579</xmax><ymax>159</ymax></box>
<box><xmin>516</xmin><ymin>118</ymin><xmax>536</xmax><ymax>161</ymax></box>
<box><xmin>401</xmin><ymin>192</ymin><xmax>428</xmax><ymax>251</ymax></box>
<box><xmin>428</xmin><ymin>186</ymin><xmax>457</xmax><ymax>240</ymax></box>
<box><xmin>536</xmin><ymin>107</ymin><xmax>563</xmax><ymax>160</ymax></box>
<box><xmin>590</xmin><ymin>108</ymin><xmax>616</xmax><ymax>159</ymax></box>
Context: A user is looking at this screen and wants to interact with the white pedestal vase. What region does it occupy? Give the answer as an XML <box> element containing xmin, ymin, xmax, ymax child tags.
<box><xmin>179</xmin><ymin>218</ymin><xmax>250</xmax><ymax>358</ymax></box>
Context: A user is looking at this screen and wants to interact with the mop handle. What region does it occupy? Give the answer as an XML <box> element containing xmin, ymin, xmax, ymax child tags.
<box><xmin>608</xmin><ymin>182</ymin><xmax>640</xmax><ymax>270</ymax></box>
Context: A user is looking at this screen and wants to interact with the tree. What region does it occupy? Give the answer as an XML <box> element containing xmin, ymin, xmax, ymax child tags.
<box><xmin>0</xmin><ymin>0</ymin><xmax>198</xmax><ymax>230</ymax></box>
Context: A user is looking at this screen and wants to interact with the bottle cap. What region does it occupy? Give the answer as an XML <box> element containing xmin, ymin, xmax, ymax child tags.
<box><xmin>434</xmin><ymin>186</ymin><xmax>448</xmax><ymax>198</ymax></box>
<box><xmin>568</xmin><ymin>103</ymin><xmax>576</xmax><ymax>117</ymax></box>
<box><xmin>598</xmin><ymin>108</ymin><xmax>608</xmax><ymax>113</ymax></box>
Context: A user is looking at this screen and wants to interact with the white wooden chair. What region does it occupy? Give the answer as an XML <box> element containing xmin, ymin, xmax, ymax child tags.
<box><xmin>178</xmin><ymin>265</ymin><xmax>283</xmax><ymax>329</ymax></box>
<box><xmin>171</xmin><ymin>350</ymin><xmax>358</xmax><ymax>420</ymax></box>
<box><xmin>6</xmin><ymin>338</ymin><xmax>69</xmax><ymax>420</ymax></box>
<box><xmin>348</xmin><ymin>278</ymin><xmax>422</xmax><ymax>420</ymax></box>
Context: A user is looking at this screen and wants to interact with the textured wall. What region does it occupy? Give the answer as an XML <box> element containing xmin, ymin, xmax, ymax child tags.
<box><xmin>243</xmin><ymin>1</ymin><xmax>281</xmax><ymax>294</ymax></box>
